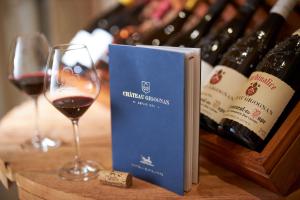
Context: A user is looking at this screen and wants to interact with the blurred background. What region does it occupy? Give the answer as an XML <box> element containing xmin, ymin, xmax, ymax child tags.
<box><xmin>1</xmin><ymin>0</ymin><xmax>298</xmax><ymax>119</ymax></box>
<box><xmin>0</xmin><ymin>0</ymin><xmax>116</xmax><ymax>120</ymax></box>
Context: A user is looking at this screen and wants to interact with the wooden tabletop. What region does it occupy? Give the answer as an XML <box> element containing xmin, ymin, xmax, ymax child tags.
<box><xmin>0</xmin><ymin>86</ymin><xmax>300</xmax><ymax>200</ymax></box>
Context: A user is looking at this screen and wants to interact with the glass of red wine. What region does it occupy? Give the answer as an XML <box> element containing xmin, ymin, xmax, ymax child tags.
<box><xmin>8</xmin><ymin>32</ymin><xmax>61</xmax><ymax>152</ymax></box>
<box><xmin>44</xmin><ymin>44</ymin><xmax>101</xmax><ymax>181</ymax></box>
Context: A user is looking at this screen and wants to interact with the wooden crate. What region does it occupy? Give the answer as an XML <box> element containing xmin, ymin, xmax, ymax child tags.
<box><xmin>199</xmin><ymin>0</ymin><xmax>300</xmax><ymax>195</ymax></box>
<box><xmin>200</xmin><ymin>101</ymin><xmax>300</xmax><ymax>195</ymax></box>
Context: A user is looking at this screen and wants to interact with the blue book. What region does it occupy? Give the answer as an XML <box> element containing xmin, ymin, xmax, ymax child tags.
<box><xmin>109</xmin><ymin>45</ymin><xmax>200</xmax><ymax>195</ymax></box>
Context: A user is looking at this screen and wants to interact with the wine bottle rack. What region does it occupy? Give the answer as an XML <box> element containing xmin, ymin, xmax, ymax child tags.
<box><xmin>199</xmin><ymin>0</ymin><xmax>300</xmax><ymax>195</ymax></box>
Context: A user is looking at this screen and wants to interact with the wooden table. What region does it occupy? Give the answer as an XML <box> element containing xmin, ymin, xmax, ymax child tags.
<box><xmin>0</xmin><ymin>86</ymin><xmax>300</xmax><ymax>200</ymax></box>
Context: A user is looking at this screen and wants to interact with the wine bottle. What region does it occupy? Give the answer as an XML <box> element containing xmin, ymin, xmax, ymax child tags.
<box><xmin>87</xmin><ymin>0</ymin><xmax>148</xmax><ymax>36</ymax></box>
<box><xmin>167</xmin><ymin>0</ymin><xmax>230</xmax><ymax>47</ymax></box>
<box><xmin>69</xmin><ymin>0</ymin><xmax>149</xmax><ymax>81</ymax></box>
<box><xmin>141</xmin><ymin>0</ymin><xmax>200</xmax><ymax>46</ymax></box>
<box><xmin>86</xmin><ymin>0</ymin><xmax>134</xmax><ymax>33</ymax></box>
<box><xmin>114</xmin><ymin>0</ymin><xmax>172</xmax><ymax>45</ymax></box>
<box><xmin>96</xmin><ymin>0</ymin><xmax>172</xmax><ymax>81</ymax></box>
<box><xmin>197</xmin><ymin>0</ymin><xmax>261</xmax><ymax>69</ymax></box>
<box><xmin>197</xmin><ymin>0</ymin><xmax>261</xmax><ymax>90</ymax></box>
<box><xmin>200</xmin><ymin>0</ymin><xmax>297</xmax><ymax>132</ymax></box>
<box><xmin>220</xmin><ymin>30</ymin><xmax>300</xmax><ymax>151</ymax></box>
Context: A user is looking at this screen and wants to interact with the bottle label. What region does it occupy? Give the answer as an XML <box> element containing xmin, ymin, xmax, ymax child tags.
<box><xmin>69</xmin><ymin>29</ymin><xmax>113</xmax><ymax>66</ymax></box>
<box><xmin>270</xmin><ymin>0</ymin><xmax>297</xmax><ymax>20</ymax></box>
<box><xmin>200</xmin><ymin>60</ymin><xmax>213</xmax><ymax>89</ymax></box>
<box><xmin>224</xmin><ymin>72</ymin><xmax>294</xmax><ymax>140</ymax></box>
<box><xmin>293</xmin><ymin>29</ymin><xmax>300</xmax><ymax>36</ymax></box>
<box><xmin>201</xmin><ymin>65</ymin><xmax>247</xmax><ymax>124</ymax></box>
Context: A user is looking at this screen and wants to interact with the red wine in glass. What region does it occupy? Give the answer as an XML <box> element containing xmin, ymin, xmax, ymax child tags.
<box><xmin>9</xmin><ymin>72</ymin><xmax>45</xmax><ymax>96</ymax></box>
<box><xmin>52</xmin><ymin>96</ymin><xmax>94</xmax><ymax>119</ymax></box>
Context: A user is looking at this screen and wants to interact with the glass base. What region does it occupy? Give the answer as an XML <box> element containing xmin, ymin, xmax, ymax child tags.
<box><xmin>22</xmin><ymin>135</ymin><xmax>61</xmax><ymax>152</ymax></box>
<box><xmin>59</xmin><ymin>160</ymin><xmax>100</xmax><ymax>181</ymax></box>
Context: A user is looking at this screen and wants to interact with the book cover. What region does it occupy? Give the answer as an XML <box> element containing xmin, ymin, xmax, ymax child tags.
<box><xmin>109</xmin><ymin>45</ymin><xmax>187</xmax><ymax>195</ymax></box>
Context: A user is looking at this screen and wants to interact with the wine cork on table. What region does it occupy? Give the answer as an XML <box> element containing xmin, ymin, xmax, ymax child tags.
<box><xmin>98</xmin><ymin>170</ymin><xmax>132</xmax><ymax>188</ymax></box>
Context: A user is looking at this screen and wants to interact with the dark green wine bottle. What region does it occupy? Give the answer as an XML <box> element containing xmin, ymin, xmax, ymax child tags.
<box><xmin>197</xmin><ymin>0</ymin><xmax>261</xmax><ymax>90</ymax></box>
<box><xmin>141</xmin><ymin>0</ymin><xmax>200</xmax><ymax>46</ymax></box>
<box><xmin>220</xmin><ymin>29</ymin><xmax>300</xmax><ymax>151</ymax></box>
<box><xmin>166</xmin><ymin>0</ymin><xmax>230</xmax><ymax>47</ymax></box>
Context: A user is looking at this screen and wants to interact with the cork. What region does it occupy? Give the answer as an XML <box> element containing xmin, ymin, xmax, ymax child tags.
<box><xmin>98</xmin><ymin>170</ymin><xmax>132</xmax><ymax>188</ymax></box>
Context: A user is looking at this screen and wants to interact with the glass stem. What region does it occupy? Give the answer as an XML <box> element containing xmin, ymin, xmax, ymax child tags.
<box><xmin>33</xmin><ymin>96</ymin><xmax>41</xmax><ymax>139</ymax></box>
<box><xmin>71</xmin><ymin>119</ymin><xmax>81</xmax><ymax>164</ymax></box>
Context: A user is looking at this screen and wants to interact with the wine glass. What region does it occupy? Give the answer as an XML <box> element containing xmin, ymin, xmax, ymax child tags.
<box><xmin>8</xmin><ymin>32</ymin><xmax>61</xmax><ymax>152</ymax></box>
<box><xmin>44</xmin><ymin>44</ymin><xmax>101</xmax><ymax>181</ymax></box>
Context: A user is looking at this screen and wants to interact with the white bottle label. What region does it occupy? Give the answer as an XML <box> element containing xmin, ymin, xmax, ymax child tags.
<box><xmin>69</xmin><ymin>29</ymin><xmax>113</xmax><ymax>66</ymax></box>
<box><xmin>293</xmin><ymin>29</ymin><xmax>300</xmax><ymax>36</ymax></box>
<box><xmin>200</xmin><ymin>60</ymin><xmax>213</xmax><ymax>89</ymax></box>
<box><xmin>224</xmin><ymin>72</ymin><xmax>294</xmax><ymax>140</ymax></box>
<box><xmin>270</xmin><ymin>0</ymin><xmax>298</xmax><ymax>20</ymax></box>
<box><xmin>200</xmin><ymin>65</ymin><xmax>247</xmax><ymax>124</ymax></box>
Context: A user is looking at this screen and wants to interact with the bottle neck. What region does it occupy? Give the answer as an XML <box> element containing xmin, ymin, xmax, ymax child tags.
<box><xmin>219</xmin><ymin>14</ymin><xmax>285</xmax><ymax>76</ymax></box>
<box><xmin>178</xmin><ymin>9</ymin><xmax>193</xmax><ymax>20</ymax></box>
<box><xmin>167</xmin><ymin>9</ymin><xmax>192</xmax><ymax>31</ymax></box>
<box><xmin>179</xmin><ymin>2</ymin><xmax>198</xmax><ymax>18</ymax></box>
<box><xmin>195</xmin><ymin>0</ymin><xmax>229</xmax><ymax>30</ymax></box>
<box><xmin>258</xmin><ymin>13</ymin><xmax>285</xmax><ymax>36</ymax></box>
<box><xmin>256</xmin><ymin>34</ymin><xmax>300</xmax><ymax>87</ymax></box>
<box><xmin>200</xmin><ymin>2</ymin><xmax>258</xmax><ymax>66</ymax></box>
<box><xmin>175</xmin><ymin>0</ymin><xmax>199</xmax><ymax>24</ymax></box>
<box><xmin>238</xmin><ymin>0</ymin><xmax>260</xmax><ymax>21</ymax></box>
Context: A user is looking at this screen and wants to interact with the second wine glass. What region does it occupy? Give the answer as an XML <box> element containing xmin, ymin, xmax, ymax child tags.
<box><xmin>44</xmin><ymin>44</ymin><xmax>101</xmax><ymax>181</ymax></box>
<box><xmin>8</xmin><ymin>32</ymin><xmax>61</xmax><ymax>151</ymax></box>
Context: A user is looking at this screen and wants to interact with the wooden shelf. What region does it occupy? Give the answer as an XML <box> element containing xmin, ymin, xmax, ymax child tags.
<box><xmin>200</xmin><ymin>101</ymin><xmax>300</xmax><ymax>195</ymax></box>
